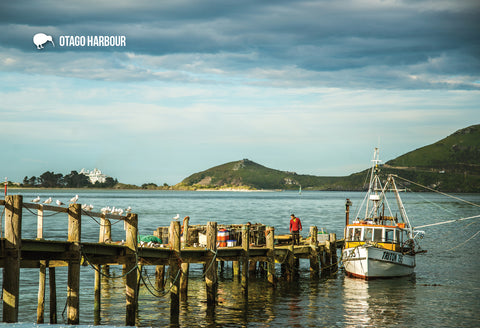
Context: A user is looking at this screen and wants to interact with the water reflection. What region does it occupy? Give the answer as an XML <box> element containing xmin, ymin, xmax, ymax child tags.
<box><xmin>342</xmin><ymin>276</ymin><xmax>416</xmax><ymax>327</ymax></box>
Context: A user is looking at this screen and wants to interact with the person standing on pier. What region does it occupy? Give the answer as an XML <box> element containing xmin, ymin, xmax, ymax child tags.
<box><xmin>289</xmin><ymin>214</ymin><xmax>302</xmax><ymax>245</ymax></box>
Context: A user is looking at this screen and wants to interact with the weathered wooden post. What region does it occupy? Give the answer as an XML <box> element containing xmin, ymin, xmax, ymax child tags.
<box><xmin>180</xmin><ymin>217</ymin><xmax>190</xmax><ymax>299</ymax></box>
<box><xmin>309</xmin><ymin>226</ymin><xmax>319</xmax><ymax>277</ymax></box>
<box><xmin>206</xmin><ymin>222</ymin><xmax>218</xmax><ymax>306</ymax></box>
<box><xmin>330</xmin><ymin>233</ymin><xmax>337</xmax><ymax>274</ymax></box>
<box><xmin>266</xmin><ymin>226</ymin><xmax>276</xmax><ymax>286</ymax></box>
<box><xmin>36</xmin><ymin>204</ymin><xmax>46</xmax><ymax>323</ymax></box>
<box><xmin>241</xmin><ymin>224</ymin><xmax>250</xmax><ymax>295</ymax></box>
<box><xmin>154</xmin><ymin>227</ymin><xmax>165</xmax><ymax>290</ymax></box>
<box><xmin>37</xmin><ymin>205</ymin><xmax>44</xmax><ymax>239</ymax></box>
<box><xmin>3</xmin><ymin>195</ymin><xmax>22</xmax><ymax>323</ymax></box>
<box><xmin>125</xmin><ymin>213</ymin><xmax>138</xmax><ymax>326</ymax></box>
<box><xmin>67</xmin><ymin>203</ymin><xmax>81</xmax><ymax>325</ymax></box>
<box><xmin>284</xmin><ymin>244</ymin><xmax>295</xmax><ymax>282</ymax></box>
<box><xmin>94</xmin><ymin>264</ymin><xmax>101</xmax><ymax>325</ymax></box>
<box><xmin>100</xmin><ymin>215</ymin><xmax>111</xmax><ymax>276</ymax></box>
<box><xmin>169</xmin><ymin>220</ymin><xmax>181</xmax><ymax>315</ymax></box>
<box><xmin>49</xmin><ymin>267</ymin><xmax>57</xmax><ymax>323</ymax></box>
<box><xmin>36</xmin><ymin>260</ymin><xmax>46</xmax><ymax>323</ymax></box>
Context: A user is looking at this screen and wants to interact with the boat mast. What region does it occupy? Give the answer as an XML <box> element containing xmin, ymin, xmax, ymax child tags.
<box><xmin>365</xmin><ymin>148</ymin><xmax>381</xmax><ymax>220</ymax></box>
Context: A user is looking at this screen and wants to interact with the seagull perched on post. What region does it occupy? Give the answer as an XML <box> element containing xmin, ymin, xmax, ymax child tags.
<box><xmin>43</xmin><ymin>197</ymin><xmax>52</xmax><ymax>204</ymax></box>
<box><xmin>173</xmin><ymin>214</ymin><xmax>180</xmax><ymax>220</ymax></box>
<box><xmin>56</xmin><ymin>199</ymin><xmax>64</xmax><ymax>206</ymax></box>
<box><xmin>70</xmin><ymin>194</ymin><xmax>79</xmax><ymax>203</ymax></box>
<box><xmin>32</xmin><ymin>196</ymin><xmax>41</xmax><ymax>203</ymax></box>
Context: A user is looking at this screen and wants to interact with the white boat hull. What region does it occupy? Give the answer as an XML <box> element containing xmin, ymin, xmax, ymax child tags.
<box><xmin>342</xmin><ymin>245</ymin><xmax>415</xmax><ymax>279</ymax></box>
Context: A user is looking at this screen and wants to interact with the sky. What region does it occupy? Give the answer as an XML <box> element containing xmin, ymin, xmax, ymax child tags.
<box><xmin>1</xmin><ymin>0</ymin><xmax>479</xmax><ymax>185</ymax></box>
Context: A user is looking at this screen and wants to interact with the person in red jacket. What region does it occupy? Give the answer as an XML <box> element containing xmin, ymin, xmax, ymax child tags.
<box><xmin>289</xmin><ymin>214</ymin><xmax>302</xmax><ymax>245</ymax></box>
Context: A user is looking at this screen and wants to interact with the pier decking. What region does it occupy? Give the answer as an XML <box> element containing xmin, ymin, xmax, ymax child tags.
<box><xmin>0</xmin><ymin>195</ymin><xmax>342</xmax><ymax>326</ymax></box>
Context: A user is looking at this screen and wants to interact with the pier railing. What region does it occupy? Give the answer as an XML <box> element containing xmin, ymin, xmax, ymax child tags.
<box><xmin>0</xmin><ymin>195</ymin><xmax>340</xmax><ymax>326</ymax></box>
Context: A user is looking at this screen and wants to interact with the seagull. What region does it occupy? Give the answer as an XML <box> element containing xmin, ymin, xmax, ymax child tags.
<box><xmin>125</xmin><ymin>206</ymin><xmax>132</xmax><ymax>212</ymax></box>
<box><xmin>173</xmin><ymin>214</ymin><xmax>180</xmax><ymax>220</ymax></box>
<box><xmin>70</xmin><ymin>194</ymin><xmax>79</xmax><ymax>203</ymax></box>
<box><xmin>32</xmin><ymin>196</ymin><xmax>41</xmax><ymax>203</ymax></box>
<box><xmin>56</xmin><ymin>199</ymin><xmax>64</xmax><ymax>206</ymax></box>
<box><xmin>43</xmin><ymin>197</ymin><xmax>52</xmax><ymax>204</ymax></box>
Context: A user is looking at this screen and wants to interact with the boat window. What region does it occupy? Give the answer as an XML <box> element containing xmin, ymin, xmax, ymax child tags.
<box><xmin>347</xmin><ymin>228</ymin><xmax>354</xmax><ymax>241</ymax></box>
<box><xmin>395</xmin><ymin>229</ymin><xmax>401</xmax><ymax>244</ymax></box>
<box><xmin>364</xmin><ymin>228</ymin><xmax>373</xmax><ymax>241</ymax></box>
<box><xmin>373</xmin><ymin>228</ymin><xmax>383</xmax><ymax>242</ymax></box>
<box><xmin>385</xmin><ymin>229</ymin><xmax>395</xmax><ymax>243</ymax></box>
<box><xmin>354</xmin><ymin>228</ymin><xmax>362</xmax><ymax>241</ymax></box>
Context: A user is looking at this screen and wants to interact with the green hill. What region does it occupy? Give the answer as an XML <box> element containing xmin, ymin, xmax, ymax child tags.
<box><xmin>176</xmin><ymin>124</ymin><xmax>480</xmax><ymax>192</ymax></box>
<box><xmin>176</xmin><ymin>159</ymin><xmax>365</xmax><ymax>191</ymax></box>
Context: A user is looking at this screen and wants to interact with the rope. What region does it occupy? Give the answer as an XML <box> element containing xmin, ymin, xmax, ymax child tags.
<box><xmin>445</xmin><ymin>230</ymin><xmax>480</xmax><ymax>252</ymax></box>
<box><xmin>393</xmin><ymin>175</ymin><xmax>480</xmax><ymax>208</ymax></box>
<box><xmin>139</xmin><ymin>265</ymin><xmax>182</xmax><ymax>298</ymax></box>
<box><xmin>414</xmin><ymin>214</ymin><xmax>480</xmax><ymax>229</ymax></box>
<box><xmin>22</xmin><ymin>204</ymin><xmax>63</xmax><ymax>217</ymax></box>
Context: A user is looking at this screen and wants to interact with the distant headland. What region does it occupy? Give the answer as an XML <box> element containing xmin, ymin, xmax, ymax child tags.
<box><xmin>6</xmin><ymin>124</ymin><xmax>480</xmax><ymax>193</ymax></box>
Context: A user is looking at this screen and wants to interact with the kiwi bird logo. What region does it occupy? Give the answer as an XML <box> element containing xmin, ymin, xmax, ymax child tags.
<box><xmin>33</xmin><ymin>33</ymin><xmax>55</xmax><ymax>49</ymax></box>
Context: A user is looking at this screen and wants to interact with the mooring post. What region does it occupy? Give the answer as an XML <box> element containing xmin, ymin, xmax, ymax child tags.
<box><xmin>180</xmin><ymin>217</ymin><xmax>190</xmax><ymax>299</ymax></box>
<box><xmin>125</xmin><ymin>213</ymin><xmax>138</xmax><ymax>326</ymax></box>
<box><xmin>169</xmin><ymin>220</ymin><xmax>181</xmax><ymax>315</ymax></box>
<box><xmin>49</xmin><ymin>267</ymin><xmax>57</xmax><ymax>323</ymax></box>
<box><xmin>330</xmin><ymin>233</ymin><xmax>337</xmax><ymax>274</ymax></box>
<box><xmin>206</xmin><ymin>221</ymin><xmax>218</xmax><ymax>306</ymax></box>
<box><xmin>266</xmin><ymin>226</ymin><xmax>276</xmax><ymax>286</ymax></box>
<box><xmin>94</xmin><ymin>264</ymin><xmax>101</xmax><ymax>325</ymax></box>
<box><xmin>284</xmin><ymin>244</ymin><xmax>295</xmax><ymax>282</ymax></box>
<box><xmin>100</xmin><ymin>215</ymin><xmax>111</xmax><ymax>276</ymax></box>
<box><xmin>36</xmin><ymin>260</ymin><xmax>46</xmax><ymax>323</ymax></box>
<box><xmin>67</xmin><ymin>203</ymin><xmax>81</xmax><ymax>325</ymax></box>
<box><xmin>154</xmin><ymin>227</ymin><xmax>165</xmax><ymax>290</ymax></box>
<box><xmin>37</xmin><ymin>205</ymin><xmax>44</xmax><ymax>239</ymax></box>
<box><xmin>309</xmin><ymin>226</ymin><xmax>319</xmax><ymax>277</ymax></box>
<box><xmin>3</xmin><ymin>195</ymin><xmax>22</xmax><ymax>323</ymax></box>
<box><xmin>241</xmin><ymin>224</ymin><xmax>250</xmax><ymax>296</ymax></box>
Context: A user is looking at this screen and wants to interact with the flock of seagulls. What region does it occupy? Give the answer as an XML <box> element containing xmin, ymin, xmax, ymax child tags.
<box><xmin>29</xmin><ymin>195</ymin><xmax>132</xmax><ymax>216</ymax></box>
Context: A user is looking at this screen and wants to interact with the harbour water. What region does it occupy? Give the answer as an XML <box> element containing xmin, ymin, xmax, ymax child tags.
<box><xmin>1</xmin><ymin>189</ymin><xmax>479</xmax><ymax>327</ymax></box>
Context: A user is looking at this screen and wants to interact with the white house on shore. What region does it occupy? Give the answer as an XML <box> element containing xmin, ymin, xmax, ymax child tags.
<box><xmin>79</xmin><ymin>168</ymin><xmax>108</xmax><ymax>184</ymax></box>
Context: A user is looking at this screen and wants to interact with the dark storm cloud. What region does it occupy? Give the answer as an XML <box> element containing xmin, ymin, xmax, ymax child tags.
<box><xmin>1</xmin><ymin>0</ymin><xmax>479</xmax><ymax>89</ymax></box>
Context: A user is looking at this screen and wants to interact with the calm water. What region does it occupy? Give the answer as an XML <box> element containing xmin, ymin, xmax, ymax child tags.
<box><xmin>1</xmin><ymin>189</ymin><xmax>479</xmax><ymax>327</ymax></box>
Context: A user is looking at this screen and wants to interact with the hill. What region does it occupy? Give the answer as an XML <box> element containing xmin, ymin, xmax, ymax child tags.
<box><xmin>175</xmin><ymin>159</ymin><xmax>365</xmax><ymax>191</ymax></box>
<box><xmin>176</xmin><ymin>124</ymin><xmax>480</xmax><ymax>192</ymax></box>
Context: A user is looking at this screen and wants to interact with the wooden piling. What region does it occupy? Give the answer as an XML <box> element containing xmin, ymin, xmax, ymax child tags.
<box><xmin>94</xmin><ymin>264</ymin><xmax>101</xmax><ymax>325</ymax></box>
<box><xmin>154</xmin><ymin>227</ymin><xmax>165</xmax><ymax>290</ymax></box>
<box><xmin>3</xmin><ymin>195</ymin><xmax>22</xmax><ymax>323</ymax></box>
<box><xmin>36</xmin><ymin>260</ymin><xmax>46</xmax><ymax>323</ymax></box>
<box><xmin>125</xmin><ymin>213</ymin><xmax>138</xmax><ymax>326</ymax></box>
<box><xmin>330</xmin><ymin>233</ymin><xmax>337</xmax><ymax>274</ymax></box>
<box><xmin>266</xmin><ymin>226</ymin><xmax>276</xmax><ymax>286</ymax></box>
<box><xmin>169</xmin><ymin>220</ymin><xmax>181</xmax><ymax>315</ymax></box>
<box><xmin>49</xmin><ymin>267</ymin><xmax>57</xmax><ymax>324</ymax></box>
<box><xmin>180</xmin><ymin>217</ymin><xmax>190</xmax><ymax>298</ymax></box>
<box><xmin>205</xmin><ymin>222</ymin><xmax>218</xmax><ymax>306</ymax></box>
<box><xmin>67</xmin><ymin>203</ymin><xmax>81</xmax><ymax>325</ymax></box>
<box><xmin>309</xmin><ymin>226</ymin><xmax>319</xmax><ymax>277</ymax></box>
<box><xmin>37</xmin><ymin>205</ymin><xmax>44</xmax><ymax>239</ymax></box>
<box><xmin>241</xmin><ymin>224</ymin><xmax>250</xmax><ymax>295</ymax></box>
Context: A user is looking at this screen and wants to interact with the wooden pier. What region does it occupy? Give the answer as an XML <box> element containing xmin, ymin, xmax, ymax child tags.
<box><xmin>0</xmin><ymin>195</ymin><xmax>342</xmax><ymax>326</ymax></box>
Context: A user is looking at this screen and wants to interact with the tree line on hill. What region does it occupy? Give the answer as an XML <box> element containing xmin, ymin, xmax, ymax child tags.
<box><xmin>21</xmin><ymin>171</ymin><xmax>118</xmax><ymax>188</ymax></box>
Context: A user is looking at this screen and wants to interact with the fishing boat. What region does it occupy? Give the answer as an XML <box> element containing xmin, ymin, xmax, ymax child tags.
<box><xmin>342</xmin><ymin>148</ymin><xmax>424</xmax><ymax>279</ymax></box>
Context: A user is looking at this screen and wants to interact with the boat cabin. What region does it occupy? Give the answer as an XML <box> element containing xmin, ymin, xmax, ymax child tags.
<box><xmin>345</xmin><ymin>222</ymin><xmax>411</xmax><ymax>252</ymax></box>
